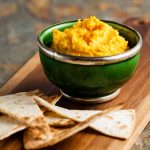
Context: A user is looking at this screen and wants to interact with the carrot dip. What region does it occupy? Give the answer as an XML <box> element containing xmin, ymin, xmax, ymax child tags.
<box><xmin>52</xmin><ymin>16</ymin><xmax>128</xmax><ymax>57</ymax></box>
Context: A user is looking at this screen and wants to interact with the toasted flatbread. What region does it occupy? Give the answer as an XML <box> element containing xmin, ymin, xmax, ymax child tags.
<box><xmin>0</xmin><ymin>92</ymin><xmax>53</xmax><ymax>147</ymax></box>
<box><xmin>16</xmin><ymin>89</ymin><xmax>62</xmax><ymax>107</ymax></box>
<box><xmin>44</xmin><ymin>111</ymin><xmax>76</xmax><ymax>127</ymax></box>
<box><xmin>23</xmin><ymin>95</ymin><xmax>100</xmax><ymax>149</ymax></box>
<box><xmin>23</xmin><ymin>121</ymin><xmax>53</xmax><ymax>149</ymax></box>
<box><xmin>0</xmin><ymin>111</ymin><xmax>74</xmax><ymax>141</ymax></box>
<box><xmin>0</xmin><ymin>94</ymin><xmax>44</xmax><ymax>126</ymax></box>
<box><xmin>0</xmin><ymin>115</ymin><xmax>26</xmax><ymax>140</ymax></box>
<box><xmin>24</xmin><ymin>104</ymin><xmax>122</xmax><ymax>149</ymax></box>
<box><xmin>45</xmin><ymin>94</ymin><xmax>62</xmax><ymax>105</ymax></box>
<box><xmin>21</xmin><ymin>90</ymin><xmax>62</xmax><ymax>112</ymax></box>
<box><xmin>33</xmin><ymin>96</ymin><xmax>100</xmax><ymax>122</ymax></box>
<box><xmin>33</xmin><ymin>96</ymin><xmax>135</xmax><ymax>139</ymax></box>
<box><xmin>0</xmin><ymin>90</ymin><xmax>61</xmax><ymax>141</ymax></box>
<box><xmin>44</xmin><ymin>109</ymin><xmax>135</xmax><ymax>139</ymax></box>
<box><xmin>90</xmin><ymin>109</ymin><xmax>135</xmax><ymax>139</ymax></box>
<box><xmin>38</xmin><ymin>94</ymin><xmax>62</xmax><ymax>113</ymax></box>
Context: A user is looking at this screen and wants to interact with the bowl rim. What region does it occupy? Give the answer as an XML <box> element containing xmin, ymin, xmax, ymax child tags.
<box><xmin>37</xmin><ymin>20</ymin><xmax>143</xmax><ymax>65</ymax></box>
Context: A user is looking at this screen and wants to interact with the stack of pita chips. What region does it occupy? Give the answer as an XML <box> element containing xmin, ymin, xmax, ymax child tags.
<box><xmin>0</xmin><ymin>90</ymin><xmax>136</xmax><ymax>149</ymax></box>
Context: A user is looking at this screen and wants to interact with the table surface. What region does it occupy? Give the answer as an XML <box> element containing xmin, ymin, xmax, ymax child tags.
<box><xmin>0</xmin><ymin>0</ymin><xmax>150</xmax><ymax>149</ymax></box>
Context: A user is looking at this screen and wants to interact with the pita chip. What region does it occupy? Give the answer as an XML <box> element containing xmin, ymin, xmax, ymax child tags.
<box><xmin>0</xmin><ymin>94</ymin><xmax>45</xmax><ymax>126</ymax></box>
<box><xmin>0</xmin><ymin>115</ymin><xmax>26</xmax><ymax>140</ymax></box>
<box><xmin>0</xmin><ymin>93</ymin><xmax>53</xmax><ymax>146</ymax></box>
<box><xmin>24</xmin><ymin>104</ymin><xmax>122</xmax><ymax>149</ymax></box>
<box><xmin>33</xmin><ymin>95</ymin><xmax>101</xmax><ymax>122</ymax></box>
<box><xmin>0</xmin><ymin>90</ymin><xmax>61</xmax><ymax>141</ymax></box>
<box><xmin>33</xmin><ymin>96</ymin><xmax>135</xmax><ymax>139</ymax></box>
<box><xmin>44</xmin><ymin>111</ymin><xmax>76</xmax><ymax>127</ymax></box>
<box><xmin>38</xmin><ymin>94</ymin><xmax>62</xmax><ymax>113</ymax></box>
<box><xmin>0</xmin><ymin>111</ymin><xmax>73</xmax><ymax>141</ymax></box>
<box><xmin>24</xmin><ymin>95</ymin><xmax>100</xmax><ymax>149</ymax></box>
<box><xmin>44</xmin><ymin>109</ymin><xmax>135</xmax><ymax>139</ymax></box>
<box><xmin>44</xmin><ymin>94</ymin><xmax>62</xmax><ymax>105</ymax></box>
<box><xmin>90</xmin><ymin>109</ymin><xmax>135</xmax><ymax>139</ymax></box>
<box><xmin>16</xmin><ymin>89</ymin><xmax>62</xmax><ymax>106</ymax></box>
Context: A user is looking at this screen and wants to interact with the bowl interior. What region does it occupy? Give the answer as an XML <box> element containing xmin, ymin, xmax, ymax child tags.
<box><xmin>39</xmin><ymin>20</ymin><xmax>139</xmax><ymax>52</ymax></box>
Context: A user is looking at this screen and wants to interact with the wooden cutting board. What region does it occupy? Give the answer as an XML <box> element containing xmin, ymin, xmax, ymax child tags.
<box><xmin>0</xmin><ymin>18</ymin><xmax>150</xmax><ymax>150</ymax></box>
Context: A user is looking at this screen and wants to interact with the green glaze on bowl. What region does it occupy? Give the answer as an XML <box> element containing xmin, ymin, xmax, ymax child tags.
<box><xmin>37</xmin><ymin>20</ymin><xmax>142</xmax><ymax>99</ymax></box>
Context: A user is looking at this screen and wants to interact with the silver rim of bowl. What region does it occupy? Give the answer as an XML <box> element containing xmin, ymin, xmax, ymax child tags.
<box><xmin>37</xmin><ymin>20</ymin><xmax>143</xmax><ymax>65</ymax></box>
<box><xmin>60</xmin><ymin>89</ymin><xmax>121</xmax><ymax>104</ymax></box>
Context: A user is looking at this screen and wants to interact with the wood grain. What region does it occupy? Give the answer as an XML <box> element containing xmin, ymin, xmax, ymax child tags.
<box><xmin>0</xmin><ymin>19</ymin><xmax>150</xmax><ymax>150</ymax></box>
<box><xmin>0</xmin><ymin>53</ymin><xmax>40</xmax><ymax>95</ymax></box>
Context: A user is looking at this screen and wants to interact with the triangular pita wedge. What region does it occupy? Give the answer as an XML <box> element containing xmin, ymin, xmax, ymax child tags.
<box><xmin>21</xmin><ymin>90</ymin><xmax>62</xmax><ymax>112</ymax></box>
<box><xmin>24</xmin><ymin>104</ymin><xmax>122</xmax><ymax>149</ymax></box>
<box><xmin>0</xmin><ymin>93</ymin><xmax>53</xmax><ymax>146</ymax></box>
<box><xmin>25</xmin><ymin>90</ymin><xmax>62</xmax><ymax>105</ymax></box>
<box><xmin>16</xmin><ymin>89</ymin><xmax>62</xmax><ymax>107</ymax></box>
<box><xmin>23</xmin><ymin>95</ymin><xmax>100</xmax><ymax>149</ymax></box>
<box><xmin>0</xmin><ymin>111</ymin><xmax>74</xmax><ymax>141</ymax></box>
<box><xmin>44</xmin><ymin>94</ymin><xmax>62</xmax><ymax>105</ymax></box>
<box><xmin>34</xmin><ymin>96</ymin><xmax>135</xmax><ymax>139</ymax></box>
<box><xmin>0</xmin><ymin>90</ymin><xmax>61</xmax><ymax>140</ymax></box>
<box><xmin>38</xmin><ymin>94</ymin><xmax>62</xmax><ymax>113</ymax></box>
<box><xmin>0</xmin><ymin>115</ymin><xmax>26</xmax><ymax>140</ymax></box>
<box><xmin>44</xmin><ymin>109</ymin><xmax>135</xmax><ymax>139</ymax></box>
<box><xmin>33</xmin><ymin>96</ymin><xmax>101</xmax><ymax>122</ymax></box>
<box><xmin>90</xmin><ymin>109</ymin><xmax>135</xmax><ymax>139</ymax></box>
<box><xmin>23</xmin><ymin>125</ymin><xmax>52</xmax><ymax>149</ymax></box>
<box><xmin>0</xmin><ymin>94</ymin><xmax>44</xmax><ymax>126</ymax></box>
<box><xmin>44</xmin><ymin>111</ymin><xmax>76</xmax><ymax>127</ymax></box>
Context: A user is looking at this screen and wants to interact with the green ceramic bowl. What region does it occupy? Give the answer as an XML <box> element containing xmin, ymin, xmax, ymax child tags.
<box><xmin>37</xmin><ymin>20</ymin><xmax>142</xmax><ymax>103</ymax></box>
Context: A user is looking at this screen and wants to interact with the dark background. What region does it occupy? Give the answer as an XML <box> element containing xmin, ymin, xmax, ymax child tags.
<box><xmin>0</xmin><ymin>0</ymin><xmax>150</xmax><ymax>149</ymax></box>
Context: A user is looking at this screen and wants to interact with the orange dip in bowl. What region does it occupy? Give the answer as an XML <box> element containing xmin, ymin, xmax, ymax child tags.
<box><xmin>52</xmin><ymin>16</ymin><xmax>128</xmax><ymax>57</ymax></box>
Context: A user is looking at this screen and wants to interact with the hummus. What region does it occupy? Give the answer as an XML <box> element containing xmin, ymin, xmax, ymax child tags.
<box><xmin>52</xmin><ymin>16</ymin><xmax>128</xmax><ymax>57</ymax></box>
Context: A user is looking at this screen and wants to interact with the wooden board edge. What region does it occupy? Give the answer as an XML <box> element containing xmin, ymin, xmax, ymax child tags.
<box><xmin>109</xmin><ymin>94</ymin><xmax>150</xmax><ymax>150</ymax></box>
<box><xmin>124</xmin><ymin>115</ymin><xmax>150</xmax><ymax>150</ymax></box>
<box><xmin>126</xmin><ymin>95</ymin><xmax>150</xmax><ymax>150</ymax></box>
<box><xmin>0</xmin><ymin>53</ymin><xmax>40</xmax><ymax>95</ymax></box>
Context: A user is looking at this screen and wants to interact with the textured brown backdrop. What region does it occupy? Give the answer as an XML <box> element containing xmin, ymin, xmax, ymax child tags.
<box><xmin>0</xmin><ymin>0</ymin><xmax>150</xmax><ymax>149</ymax></box>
